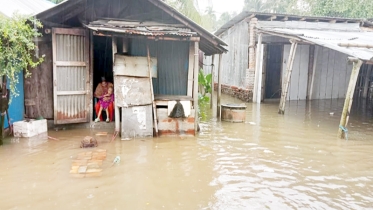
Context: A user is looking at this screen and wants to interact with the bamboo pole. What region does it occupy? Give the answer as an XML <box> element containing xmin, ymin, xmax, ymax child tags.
<box><xmin>338</xmin><ymin>59</ymin><xmax>363</xmax><ymax>139</ymax></box>
<box><xmin>217</xmin><ymin>54</ymin><xmax>222</xmax><ymax>119</ymax></box>
<box><xmin>210</xmin><ymin>55</ymin><xmax>215</xmax><ymax>109</ymax></box>
<box><xmin>147</xmin><ymin>45</ymin><xmax>158</xmax><ymax>136</ymax></box>
<box><xmin>193</xmin><ymin>41</ymin><xmax>199</xmax><ymax>134</ymax></box>
<box><xmin>278</xmin><ymin>40</ymin><xmax>298</xmax><ymax>114</ymax></box>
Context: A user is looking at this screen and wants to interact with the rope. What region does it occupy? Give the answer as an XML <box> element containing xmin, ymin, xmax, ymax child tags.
<box><xmin>339</xmin><ymin>125</ymin><xmax>349</xmax><ymax>141</ymax></box>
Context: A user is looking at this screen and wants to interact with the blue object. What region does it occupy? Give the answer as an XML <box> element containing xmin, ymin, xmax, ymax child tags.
<box><xmin>339</xmin><ymin>125</ymin><xmax>348</xmax><ymax>141</ymax></box>
<box><xmin>4</xmin><ymin>72</ymin><xmax>24</xmax><ymax>129</ymax></box>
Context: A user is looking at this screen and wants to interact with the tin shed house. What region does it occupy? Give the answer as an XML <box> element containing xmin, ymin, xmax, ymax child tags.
<box><xmin>204</xmin><ymin>12</ymin><xmax>373</xmax><ymax>138</ymax></box>
<box><xmin>28</xmin><ymin>0</ymin><xmax>227</xmax><ymax>136</ymax></box>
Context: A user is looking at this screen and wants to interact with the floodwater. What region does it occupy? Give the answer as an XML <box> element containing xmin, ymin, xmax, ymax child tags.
<box><xmin>1</xmin><ymin>95</ymin><xmax>373</xmax><ymax>210</ymax></box>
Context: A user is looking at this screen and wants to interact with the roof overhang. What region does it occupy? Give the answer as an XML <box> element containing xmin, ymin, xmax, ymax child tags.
<box><xmin>258</xmin><ymin>27</ymin><xmax>373</xmax><ymax>62</ymax></box>
<box><xmin>35</xmin><ymin>0</ymin><xmax>227</xmax><ymax>56</ymax></box>
<box><xmin>215</xmin><ymin>11</ymin><xmax>363</xmax><ymax>37</ymax></box>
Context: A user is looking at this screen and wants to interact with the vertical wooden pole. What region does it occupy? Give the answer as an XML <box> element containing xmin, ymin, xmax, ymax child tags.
<box><xmin>147</xmin><ymin>45</ymin><xmax>158</xmax><ymax>136</ymax></box>
<box><xmin>363</xmin><ymin>64</ymin><xmax>371</xmax><ymax>98</ymax></box>
<box><xmin>253</xmin><ymin>33</ymin><xmax>263</xmax><ymax>103</ymax></box>
<box><xmin>112</xmin><ymin>36</ymin><xmax>121</xmax><ymax>133</ymax></box>
<box><xmin>338</xmin><ymin>59</ymin><xmax>363</xmax><ymax>139</ymax></box>
<box><xmin>89</xmin><ymin>31</ymin><xmax>94</xmax><ymax>124</ymax></box>
<box><xmin>278</xmin><ymin>40</ymin><xmax>298</xmax><ymax>114</ymax></box>
<box><xmin>210</xmin><ymin>55</ymin><xmax>215</xmax><ymax>109</ymax></box>
<box><xmin>306</xmin><ymin>45</ymin><xmax>315</xmax><ymax>100</ymax></box>
<box><xmin>217</xmin><ymin>54</ymin><xmax>222</xmax><ymax>119</ymax></box>
<box><xmin>193</xmin><ymin>41</ymin><xmax>199</xmax><ymax>134</ymax></box>
<box><xmin>261</xmin><ymin>44</ymin><xmax>268</xmax><ymax>101</ymax></box>
<box><xmin>308</xmin><ymin>46</ymin><xmax>318</xmax><ymax>101</ymax></box>
<box><xmin>187</xmin><ymin>42</ymin><xmax>194</xmax><ymax>97</ymax></box>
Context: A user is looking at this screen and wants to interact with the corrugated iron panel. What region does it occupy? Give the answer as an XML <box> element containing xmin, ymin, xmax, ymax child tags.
<box><xmin>259</xmin><ymin>28</ymin><xmax>373</xmax><ymax>61</ymax></box>
<box><xmin>55</xmin><ymin>31</ymin><xmax>88</xmax><ymax>122</ymax></box>
<box><xmin>129</xmin><ymin>39</ymin><xmax>189</xmax><ymax>95</ymax></box>
<box><xmin>56</xmin><ymin>34</ymin><xmax>85</xmax><ymax>62</ymax></box>
<box><xmin>205</xmin><ymin>21</ymin><xmax>249</xmax><ymax>88</ymax></box>
<box><xmin>0</xmin><ymin>0</ymin><xmax>54</xmax><ymax>17</ymax></box>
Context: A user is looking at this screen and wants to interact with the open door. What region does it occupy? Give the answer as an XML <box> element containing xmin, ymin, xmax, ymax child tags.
<box><xmin>52</xmin><ymin>28</ymin><xmax>90</xmax><ymax>124</ymax></box>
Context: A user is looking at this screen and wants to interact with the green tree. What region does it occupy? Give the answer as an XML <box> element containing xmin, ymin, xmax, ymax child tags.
<box><xmin>243</xmin><ymin>0</ymin><xmax>300</xmax><ymax>14</ymax></box>
<box><xmin>201</xmin><ymin>6</ymin><xmax>217</xmax><ymax>32</ymax></box>
<box><xmin>0</xmin><ymin>14</ymin><xmax>44</xmax><ymax>138</ymax></box>
<box><xmin>305</xmin><ymin>0</ymin><xmax>373</xmax><ymax>18</ymax></box>
<box><xmin>166</xmin><ymin>0</ymin><xmax>202</xmax><ymax>24</ymax></box>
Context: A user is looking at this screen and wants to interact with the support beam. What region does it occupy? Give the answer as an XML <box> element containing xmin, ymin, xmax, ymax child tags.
<box><xmin>187</xmin><ymin>42</ymin><xmax>195</xmax><ymax>97</ymax></box>
<box><xmin>210</xmin><ymin>55</ymin><xmax>215</xmax><ymax>109</ymax></box>
<box><xmin>217</xmin><ymin>54</ymin><xmax>222</xmax><ymax>119</ymax></box>
<box><xmin>278</xmin><ymin>40</ymin><xmax>298</xmax><ymax>114</ymax></box>
<box><xmin>338</xmin><ymin>60</ymin><xmax>363</xmax><ymax>139</ymax></box>
<box><xmin>253</xmin><ymin>33</ymin><xmax>263</xmax><ymax>103</ymax></box>
<box><xmin>194</xmin><ymin>41</ymin><xmax>199</xmax><ymax>134</ymax></box>
<box><xmin>363</xmin><ymin>65</ymin><xmax>371</xmax><ymax>98</ymax></box>
<box><xmin>306</xmin><ymin>45</ymin><xmax>316</xmax><ymax>100</ymax></box>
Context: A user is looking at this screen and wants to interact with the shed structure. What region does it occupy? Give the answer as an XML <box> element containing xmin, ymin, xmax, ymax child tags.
<box><xmin>29</xmin><ymin>0</ymin><xmax>227</xmax><ymax>136</ymax></box>
<box><xmin>205</xmin><ymin>12</ymin><xmax>373</xmax><ymax>138</ymax></box>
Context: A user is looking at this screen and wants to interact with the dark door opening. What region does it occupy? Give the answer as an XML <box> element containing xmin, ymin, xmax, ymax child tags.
<box><xmin>93</xmin><ymin>36</ymin><xmax>113</xmax><ymax>120</ymax></box>
<box><xmin>265</xmin><ymin>44</ymin><xmax>283</xmax><ymax>99</ymax></box>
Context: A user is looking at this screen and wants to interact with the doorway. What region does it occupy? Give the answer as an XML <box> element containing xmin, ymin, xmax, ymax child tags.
<box><xmin>93</xmin><ymin>36</ymin><xmax>113</xmax><ymax>120</ymax></box>
<box><xmin>264</xmin><ymin>44</ymin><xmax>283</xmax><ymax>99</ymax></box>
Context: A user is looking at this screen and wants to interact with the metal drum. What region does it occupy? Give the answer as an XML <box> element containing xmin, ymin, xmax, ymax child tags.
<box><xmin>221</xmin><ymin>104</ymin><xmax>247</xmax><ymax>123</ymax></box>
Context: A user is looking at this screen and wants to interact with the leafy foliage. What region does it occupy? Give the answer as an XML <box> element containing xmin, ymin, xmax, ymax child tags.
<box><xmin>304</xmin><ymin>0</ymin><xmax>373</xmax><ymax>18</ymax></box>
<box><xmin>0</xmin><ymin>14</ymin><xmax>44</xmax><ymax>99</ymax></box>
<box><xmin>166</xmin><ymin>0</ymin><xmax>202</xmax><ymax>24</ymax></box>
<box><xmin>198</xmin><ymin>69</ymin><xmax>212</xmax><ymax>104</ymax></box>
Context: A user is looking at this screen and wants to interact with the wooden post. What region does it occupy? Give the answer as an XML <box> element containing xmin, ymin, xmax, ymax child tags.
<box><xmin>147</xmin><ymin>45</ymin><xmax>158</xmax><ymax>136</ymax></box>
<box><xmin>363</xmin><ymin>64</ymin><xmax>371</xmax><ymax>98</ymax></box>
<box><xmin>278</xmin><ymin>40</ymin><xmax>298</xmax><ymax>114</ymax></box>
<box><xmin>306</xmin><ymin>45</ymin><xmax>315</xmax><ymax>100</ymax></box>
<box><xmin>217</xmin><ymin>54</ymin><xmax>222</xmax><ymax>119</ymax></box>
<box><xmin>261</xmin><ymin>44</ymin><xmax>268</xmax><ymax>101</ymax></box>
<box><xmin>193</xmin><ymin>41</ymin><xmax>199</xmax><ymax>134</ymax></box>
<box><xmin>210</xmin><ymin>55</ymin><xmax>215</xmax><ymax>109</ymax></box>
<box><xmin>187</xmin><ymin>42</ymin><xmax>195</xmax><ymax>97</ymax></box>
<box><xmin>253</xmin><ymin>33</ymin><xmax>263</xmax><ymax>103</ymax></box>
<box><xmin>308</xmin><ymin>46</ymin><xmax>318</xmax><ymax>101</ymax></box>
<box><xmin>338</xmin><ymin>59</ymin><xmax>363</xmax><ymax>139</ymax></box>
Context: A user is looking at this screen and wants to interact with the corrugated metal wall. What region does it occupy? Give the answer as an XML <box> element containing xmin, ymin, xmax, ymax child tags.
<box><xmin>128</xmin><ymin>39</ymin><xmax>189</xmax><ymax>95</ymax></box>
<box><xmin>312</xmin><ymin>46</ymin><xmax>352</xmax><ymax>99</ymax></box>
<box><xmin>281</xmin><ymin>45</ymin><xmax>352</xmax><ymax>101</ymax></box>
<box><xmin>55</xmin><ymin>34</ymin><xmax>87</xmax><ymax>120</ymax></box>
<box><xmin>282</xmin><ymin>44</ymin><xmax>310</xmax><ymax>100</ymax></box>
<box><xmin>204</xmin><ymin>20</ymin><xmax>249</xmax><ymax>87</ymax></box>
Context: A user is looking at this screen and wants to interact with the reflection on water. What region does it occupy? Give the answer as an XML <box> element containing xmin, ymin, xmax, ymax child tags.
<box><xmin>1</xmin><ymin>95</ymin><xmax>373</xmax><ymax>209</ymax></box>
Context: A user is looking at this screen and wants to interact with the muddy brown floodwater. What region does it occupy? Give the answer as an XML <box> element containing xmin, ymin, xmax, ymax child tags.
<box><xmin>1</xmin><ymin>94</ymin><xmax>373</xmax><ymax>210</ymax></box>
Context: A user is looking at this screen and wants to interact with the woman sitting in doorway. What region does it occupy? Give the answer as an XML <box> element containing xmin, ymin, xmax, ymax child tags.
<box><xmin>94</xmin><ymin>77</ymin><xmax>114</xmax><ymax>122</ymax></box>
<box><xmin>95</xmin><ymin>86</ymin><xmax>114</xmax><ymax>122</ymax></box>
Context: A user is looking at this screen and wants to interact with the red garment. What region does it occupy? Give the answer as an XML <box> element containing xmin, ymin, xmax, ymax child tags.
<box><xmin>95</xmin><ymin>101</ymin><xmax>114</xmax><ymax>121</ymax></box>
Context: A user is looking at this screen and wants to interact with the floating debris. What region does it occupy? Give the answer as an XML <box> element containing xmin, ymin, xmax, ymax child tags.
<box><xmin>80</xmin><ymin>136</ymin><xmax>98</xmax><ymax>148</ymax></box>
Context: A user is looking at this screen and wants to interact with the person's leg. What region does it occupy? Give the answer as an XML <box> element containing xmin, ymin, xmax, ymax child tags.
<box><xmin>105</xmin><ymin>108</ymin><xmax>110</xmax><ymax>122</ymax></box>
<box><xmin>95</xmin><ymin>102</ymin><xmax>100</xmax><ymax>120</ymax></box>
<box><xmin>95</xmin><ymin>106</ymin><xmax>103</xmax><ymax>122</ymax></box>
<box><xmin>108</xmin><ymin>102</ymin><xmax>114</xmax><ymax>121</ymax></box>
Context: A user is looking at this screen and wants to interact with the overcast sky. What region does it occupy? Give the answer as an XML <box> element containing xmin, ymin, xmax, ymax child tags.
<box><xmin>198</xmin><ymin>0</ymin><xmax>244</xmax><ymax>17</ymax></box>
